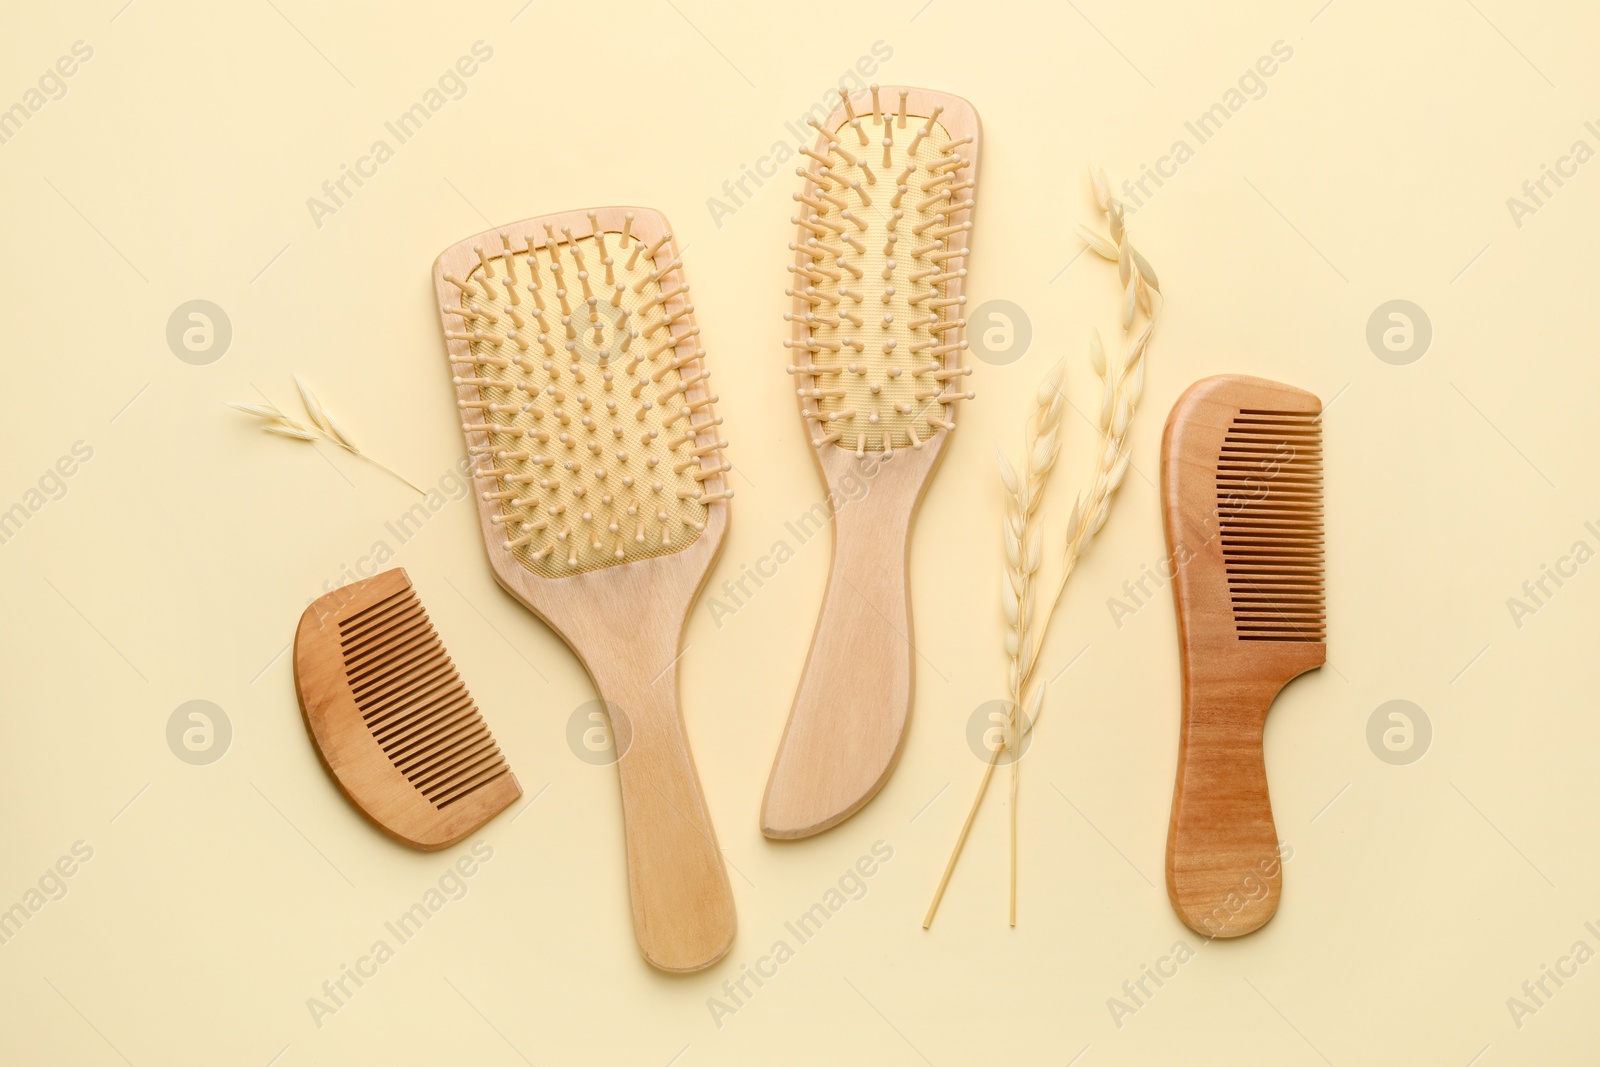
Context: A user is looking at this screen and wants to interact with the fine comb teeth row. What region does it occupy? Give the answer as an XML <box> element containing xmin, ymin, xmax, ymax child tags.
<box><xmin>785</xmin><ymin>85</ymin><xmax>976</xmax><ymax>456</ymax></box>
<box><xmin>442</xmin><ymin>210</ymin><xmax>731</xmax><ymax>576</ymax></box>
<box><xmin>295</xmin><ymin>569</ymin><xmax>521</xmax><ymax>851</ymax></box>
<box><xmin>1218</xmin><ymin>407</ymin><xmax>1325</xmax><ymax>641</ymax></box>
<box><xmin>339</xmin><ymin>586</ymin><xmax>511</xmax><ymax>805</ymax></box>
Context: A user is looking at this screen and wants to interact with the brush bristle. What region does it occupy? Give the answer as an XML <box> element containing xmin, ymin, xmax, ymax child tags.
<box><xmin>338</xmin><ymin>585</ymin><xmax>511</xmax><ymax>809</ymax></box>
<box><xmin>1217</xmin><ymin>409</ymin><xmax>1325</xmax><ymax>642</ymax></box>
<box><xmin>786</xmin><ymin>90</ymin><xmax>975</xmax><ymax>454</ymax></box>
<box><xmin>444</xmin><ymin>218</ymin><xmax>730</xmax><ymax>576</ymax></box>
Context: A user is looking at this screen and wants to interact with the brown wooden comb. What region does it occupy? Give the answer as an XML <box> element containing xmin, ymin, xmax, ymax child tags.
<box><xmin>294</xmin><ymin>568</ymin><xmax>521</xmax><ymax>850</ymax></box>
<box><xmin>1161</xmin><ymin>375</ymin><xmax>1324</xmax><ymax>937</ymax></box>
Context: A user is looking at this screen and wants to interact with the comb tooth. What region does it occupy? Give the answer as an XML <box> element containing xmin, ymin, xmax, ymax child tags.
<box><xmin>428</xmin><ymin>748</ymin><xmax>509</xmax><ymax>798</ymax></box>
<box><xmin>368</xmin><ymin>678</ymin><xmax>467</xmax><ymax>733</ymax></box>
<box><xmin>347</xmin><ymin>631</ymin><xmax>442</xmax><ymax>695</ymax></box>
<box><xmin>369</xmin><ymin>700</ymin><xmax>469</xmax><ymax>761</ymax></box>
<box><xmin>342</xmin><ymin>610</ymin><xmax>433</xmax><ymax>675</ymax></box>
<box><xmin>427</xmin><ymin>756</ymin><xmax>510</xmax><ymax>806</ymax></box>
<box><xmin>411</xmin><ymin>735</ymin><xmax>500</xmax><ymax>788</ymax></box>
<box><xmin>360</xmin><ymin>655</ymin><xmax>457</xmax><ymax>711</ymax></box>
<box><xmin>396</xmin><ymin>725</ymin><xmax>492</xmax><ymax>783</ymax></box>
<box><xmin>412</xmin><ymin>748</ymin><xmax>503</xmax><ymax>803</ymax></box>
<box><xmin>340</xmin><ymin>604</ymin><xmax>427</xmax><ymax>659</ymax></box>
<box><xmin>366</xmin><ymin>672</ymin><xmax>464</xmax><ymax>734</ymax></box>
<box><xmin>336</xmin><ymin>587</ymin><xmax>411</xmax><ymax>629</ymax></box>
<box><xmin>345</xmin><ymin>629</ymin><xmax>438</xmax><ymax>690</ymax></box>
<box><xmin>423</xmin><ymin>758</ymin><xmax>509</xmax><ymax>808</ymax></box>
<box><xmin>391</xmin><ymin>718</ymin><xmax>487</xmax><ymax>777</ymax></box>
<box><xmin>412</xmin><ymin>743</ymin><xmax>502</xmax><ymax>801</ymax></box>
<box><xmin>435</xmin><ymin>767</ymin><xmax>513</xmax><ymax>810</ymax></box>
<box><xmin>338</xmin><ymin>589</ymin><xmax>419</xmax><ymax>644</ymax></box>
<box><xmin>380</xmin><ymin>694</ymin><xmax>476</xmax><ymax>755</ymax></box>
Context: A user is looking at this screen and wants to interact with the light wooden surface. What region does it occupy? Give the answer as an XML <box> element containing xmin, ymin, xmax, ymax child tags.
<box><xmin>761</xmin><ymin>87</ymin><xmax>981</xmax><ymax>840</ymax></box>
<box><xmin>293</xmin><ymin>568</ymin><xmax>521</xmax><ymax>850</ymax></box>
<box><xmin>434</xmin><ymin>207</ymin><xmax>736</xmax><ymax>972</ymax></box>
<box><xmin>1161</xmin><ymin>375</ymin><xmax>1325</xmax><ymax>937</ymax></box>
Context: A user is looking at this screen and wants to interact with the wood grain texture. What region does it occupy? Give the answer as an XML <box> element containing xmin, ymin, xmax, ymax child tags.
<box><xmin>761</xmin><ymin>87</ymin><xmax>981</xmax><ymax>840</ymax></box>
<box><xmin>294</xmin><ymin>568</ymin><xmax>521</xmax><ymax>851</ymax></box>
<box><xmin>434</xmin><ymin>207</ymin><xmax>735</xmax><ymax>973</ymax></box>
<box><xmin>1161</xmin><ymin>375</ymin><xmax>1324</xmax><ymax>937</ymax></box>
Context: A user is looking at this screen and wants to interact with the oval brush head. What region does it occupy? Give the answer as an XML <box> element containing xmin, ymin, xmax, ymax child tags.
<box><xmin>786</xmin><ymin>85</ymin><xmax>977</xmax><ymax>454</ymax></box>
<box><xmin>1161</xmin><ymin>374</ymin><xmax>1325</xmax><ymax>937</ymax></box>
<box><xmin>762</xmin><ymin>87</ymin><xmax>981</xmax><ymax>840</ymax></box>
<box><xmin>442</xmin><ymin>211</ymin><xmax>730</xmax><ymax>577</ymax></box>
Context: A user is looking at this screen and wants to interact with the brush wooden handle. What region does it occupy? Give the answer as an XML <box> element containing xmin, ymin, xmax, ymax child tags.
<box><xmin>587</xmin><ymin>628</ymin><xmax>735</xmax><ymax>973</ymax></box>
<box><xmin>1166</xmin><ymin>677</ymin><xmax>1287</xmax><ymax>937</ymax></box>
<box><xmin>761</xmin><ymin>462</ymin><xmax>919</xmax><ymax>839</ymax></box>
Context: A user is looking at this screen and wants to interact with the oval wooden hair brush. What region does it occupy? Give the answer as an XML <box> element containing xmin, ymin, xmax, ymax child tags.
<box><xmin>761</xmin><ymin>86</ymin><xmax>980</xmax><ymax>839</ymax></box>
<box><xmin>433</xmin><ymin>207</ymin><xmax>735</xmax><ymax>972</ymax></box>
<box><xmin>1161</xmin><ymin>374</ymin><xmax>1324</xmax><ymax>937</ymax></box>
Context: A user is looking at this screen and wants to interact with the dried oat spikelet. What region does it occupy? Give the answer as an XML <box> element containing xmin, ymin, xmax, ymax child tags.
<box><xmin>925</xmin><ymin>165</ymin><xmax>1163</xmax><ymax>929</ymax></box>
<box><xmin>227</xmin><ymin>377</ymin><xmax>422</xmax><ymax>492</ymax></box>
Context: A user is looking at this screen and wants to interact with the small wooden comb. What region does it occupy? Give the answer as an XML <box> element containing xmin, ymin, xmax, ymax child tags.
<box><xmin>294</xmin><ymin>568</ymin><xmax>521</xmax><ymax>850</ymax></box>
<box><xmin>1162</xmin><ymin>375</ymin><xmax>1324</xmax><ymax>936</ymax></box>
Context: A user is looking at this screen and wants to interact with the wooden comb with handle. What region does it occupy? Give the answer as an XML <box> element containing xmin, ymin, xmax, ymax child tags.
<box><xmin>1161</xmin><ymin>375</ymin><xmax>1324</xmax><ymax>937</ymax></box>
<box><xmin>761</xmin><ymin>86</ymin><xmax>981</xmax><ymax>839</ymax></box>
<box><xmin>433</xmin><ymin>207</ymin><xmax>735</xmax><ymax>972</ymax></box>
<box><xmin>295</xmin><ymin>568</ymin><xmax>521</xmax><ymax>850</ymax></box>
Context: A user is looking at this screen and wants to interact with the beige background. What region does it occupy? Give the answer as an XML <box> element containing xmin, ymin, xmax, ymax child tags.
<box><xmin>1</xmin><ymin>0</ymin><xmax>1597</xmax><ymax>1063</ymax></box>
